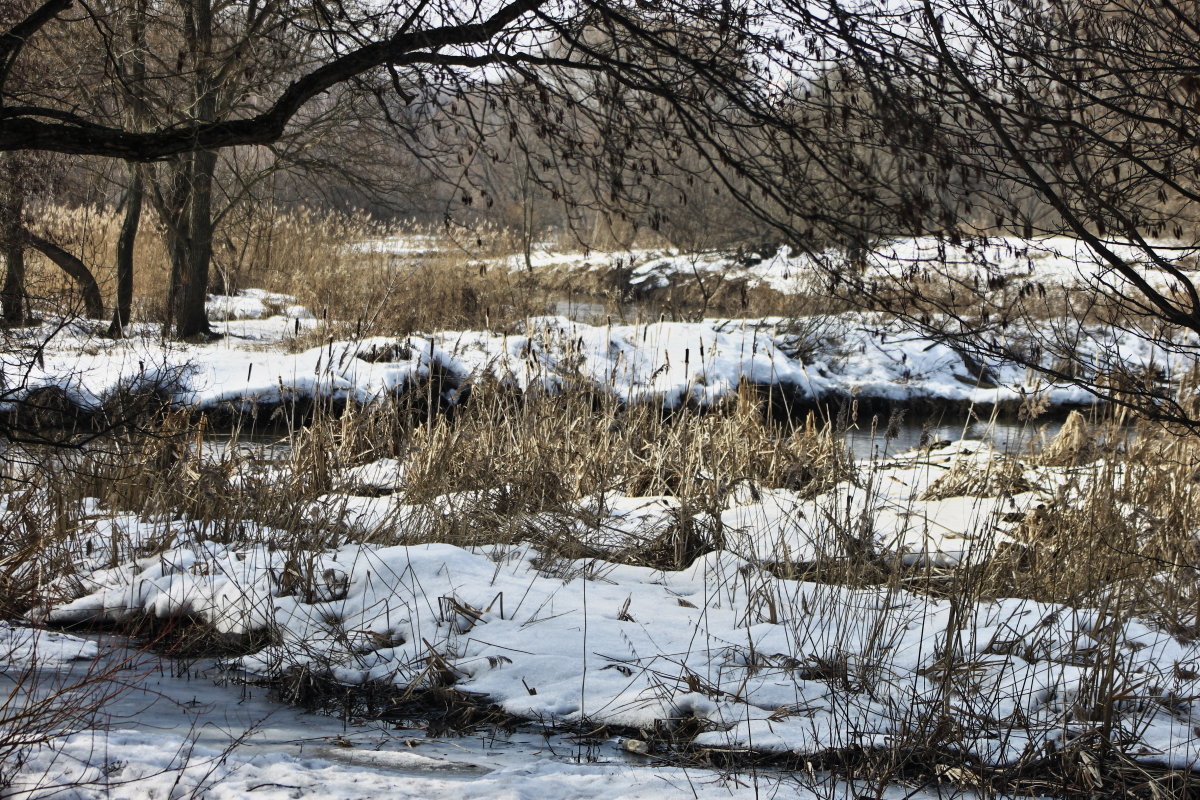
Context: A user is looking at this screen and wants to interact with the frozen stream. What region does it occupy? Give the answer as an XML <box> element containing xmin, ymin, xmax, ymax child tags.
<box><xmin>842</xmin><ymin>414</ymin><xmax>1071</xmax><ymax>459</ymax></box>
<box><xmin>8</xmin><ymin>633</ymin><xmax>622</xmax><ymax>777</ymax></box>
<box><xmin>2</xmin><ymin>630</ymin><xmax>956</xmax><ymax>799</ymax></box>
<box><xmin>202</xmin><ymin>413</ymin><xmax>1069</xmax><ymax>463</ymax></box>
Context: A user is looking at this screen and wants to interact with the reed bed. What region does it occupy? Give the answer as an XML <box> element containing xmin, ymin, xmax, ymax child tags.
<box><xmin>4</xmin><ymin>207</ymin><xmax>1200</xmax><ymax>797</ymax></box>
<box><xmin>4</xmin><ymin>365</ymin><xmax>1200</xmax><ymax>797</ymax></box>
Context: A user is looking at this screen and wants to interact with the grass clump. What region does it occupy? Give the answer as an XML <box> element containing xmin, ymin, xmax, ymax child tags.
<box><xmin>6</xmin><ymin>392</ymin><xmax>1200</xmax><ymax>797</ymax></box>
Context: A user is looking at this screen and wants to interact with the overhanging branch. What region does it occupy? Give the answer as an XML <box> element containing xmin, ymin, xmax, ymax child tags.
<box><xmin>0</xmin><ymin>0</ymin><xmax>549</xmax><ymax>159</ymax></box>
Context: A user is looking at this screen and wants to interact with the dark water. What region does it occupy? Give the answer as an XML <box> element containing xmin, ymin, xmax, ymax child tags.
<box><xmin>200</xmin><ymin>415</ymin><xmax>1068</xmax><ymax>464</ymax></box>
<box><xmin>842</xmin><ymin>416</ymin><xmax>1064</xmax><ymax>460</ymax></box>
<box><xmin>5</xmin><ymin>634</ymin><xmax>637</xmax><ymax>783</ymax></box>
<box><xmin>0</xmin><ymin>408</ymin><xmax>1084</xmax><ymax>480</ymax></box>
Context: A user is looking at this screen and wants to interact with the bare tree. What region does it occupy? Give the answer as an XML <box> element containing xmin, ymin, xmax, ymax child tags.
<box><xmin>5</xmin><ymin>0</ymin><xmax>1190</xmax><ymax>425</ymax></box>
<box><xmin>0</xmin><ymin>153</ymin><xmax>26</xmax><ymax>324</ymax></box>
<box><xmin>712</xmin><ymin>0</ymin><xmax>1200</xmax><ymax>425</ymax></box>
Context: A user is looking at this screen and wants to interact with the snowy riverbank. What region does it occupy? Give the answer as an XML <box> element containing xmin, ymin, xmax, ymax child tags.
<box><xmin>24</xmin><ymin>436</ymin><xmax>1197</xmax><ymax>776</ymax></box>
<box><xmin>0</xmin><ymin>295</ymin><xmax>1178</xmax><ymax>422</ymax></box>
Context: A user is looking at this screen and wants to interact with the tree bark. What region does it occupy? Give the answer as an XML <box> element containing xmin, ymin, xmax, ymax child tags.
<box><xmin>107</xmin><ymin>165</ymin><xmax>143</xmax><ymax>336</ymax></box>
<box><xmin>159</xmin><ymin>152</ymin><xmax>217</xmax><ymax>339</ymax></box>
<box><xmin>162</xmin><ymin>0</ymin><xmax>216</xmax><ymax>340</ymax></box>
<box><xmin>23</xmin><ymin>230</ymin><xmax>103</xmax><ymax>319</ymax></box>
<box><xmin>170</xmin><ymin>149</ymin><xmax>216</xmax><ymax>339</ymax></box>
<box><xmin>106</xmin><ymin>0</ymin><xmax>146</xmax><ymax>338</ymax></box>
<box><xmin>0</xmin><ymin>153</ymin><xmax>25</xmax><ymax>325</ymax></box>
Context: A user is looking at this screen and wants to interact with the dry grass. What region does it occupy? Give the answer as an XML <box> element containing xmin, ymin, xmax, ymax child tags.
<box><xmin>19</xmin><ymin>203</ymin><xmax>813</xmax><ymax>334</ymax></box>
<box><xmin>14</xmin><ymin>375</ymin><xmax>1199</xmax><ymax>621</ymax></box>
<box><xmin>984</xmin><ymin>419</ymin><xmax>1200</xmax><ymax>624</ymax></box>
<box><xmin>20</xmin><ymin>380</ymin><xmax>854</xmax><ymax>574</ymax></box>
<box><xmin>8</xmin><ymin>207</ymin><xmax>1200</xmax><ymax>796</ymax></box>
<box><xmin>5</xmin><ymin>382</ymin><xmax>1200</xmax><ymax>796</ymax></box>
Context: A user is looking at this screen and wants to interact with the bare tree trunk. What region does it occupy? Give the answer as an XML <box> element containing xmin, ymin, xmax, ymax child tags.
<box><xmin>166</xmin><ymin>0</ymin><xmax>216</xmax><ymax>339</ymax></box>
<box><xmin>165</xmin><ymin>150</ymin><xmax>216</xmax><ymax>339</ymax></box>
<box><xmin>0</xmin><ymin>154</ymin><xmax>25</xmax><ymax>325</ymax></box>
<box><xmin>24</xmin><ymin>230</ymin><xmax>103</xmax><ymax>318</ymax></box>
<box><xmin>107</xmin><ymin>0</ymin><xmax>147</xmax><ymax>338</ymax></box>
<box><xmin>107</xmin><ymin>165</ymin><xmax>143</xmax><ymax>336</ymax></box>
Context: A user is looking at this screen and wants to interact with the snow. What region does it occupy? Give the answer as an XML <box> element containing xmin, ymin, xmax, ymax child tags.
<box><xmin>475</xmin><ymin>235</ymin><xmax>1200</xmax><ymax>299</ymax></box>
<box><xmin>351</xmin><ymin>233</ymin><xmax>444</xmax><ymax>256</ymax></box>
<box><xmin>341</xmin><ymin>232</ymin><xmax>1200</xmax><ymax>304</ymax></box>
<box><xmin>7</xmin><ymin>232</ymin><xmax>1193</xmax><ymax>419</ymax></box>
<box><xmin>6</xmin><ymin>235</ymin><xmax>1200</xmax><ymax>796</ymax></box>
<box><xmin>294</xmin><ymin>438</ymin><xmax>1058</xmax><ymax>567</ymax></box>
<box><xmin>2</xmin><ymin>634</ymin><xmax>944</xmax><ymax>800</ymax></box>
<box><xmin>8</xmin><ymin>727</ymin><xmax>925</xmax><ymax>800</ymax></box>
<box><xmin>36</xmin><ymin>439</ymin><xmax>1200</xmax><ymax>774</ymax></box>
<box><xmin>1</xmin><ymin>308</ymin><xmax>1180</xmax><ymax>418</ymax></box>
<box><xmin>207</xmin><ymin>289</ymin><xmax>316</xmax><ymax>322</ymax></box>
<box><xmin>42</xmin><ymin>535</ymin><xmax>1200</xmax><ymax>770</ymax></box>
<box><xmin>1</xmin><ymin>622</ymin><xmax>98</xmax><ymax>665</ymax></box>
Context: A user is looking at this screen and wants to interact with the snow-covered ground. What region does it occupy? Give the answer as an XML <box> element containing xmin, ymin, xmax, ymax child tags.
<box><xmin>306</xmin><ymin>437</ymin><xmax>1055</xmax><ymax>567</ymax></box>
<box><xmin>5</xmin><ymin>238</ymin><xmax>1200</xmax><ymax>797</ymax></box>
<box><xmin>7</xmin><ymin>232</ymin><xmax>1198</xmax><ymax>418</ymax></box>
<box><xmin>205</xmin><ymin>288</ymin><xmax>316</xmax><ymax>322</ymax></box>
<box><xmin>8</xmin><ymin>628</ymin><xmax>922</xmax><ymax>800</ymax></box>
<box><xmin>457</xmin><ymin>235</ymin><xmax>1200</xmax><ymax>299</ymax></box>
<box><xmin>14</xmin><ymin>437</ymin><xmax>1191</xmax><ymax>783</ymax></box>
<box><xmin>0</xmin><ymin>290</ymin><xmax>1184</xmax><ymax>417</ymax></box>
<box><xmin>346</xmin><ymin>233</ymin><xmax>1200</xmax><ymax>299</ymax></box>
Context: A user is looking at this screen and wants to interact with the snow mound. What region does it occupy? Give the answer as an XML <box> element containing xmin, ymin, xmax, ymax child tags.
<box><xmin>1</xmin><ymin>622</ymin><xmax>98</xmax><ymax>665</ymax></box>
<box><xmin>206</xmin><ymin>289</ymin><xmax>315</xmax><ymax>321</ymax></box>
<box><xmin>47</xmin><ymin>530</ymin><xmax>1200</xmax><ymax>769</ymax></box>
<box><xmin>5</xmin><ymin>310</ymin><xmax>1170</xmax><ymax>416</ymax></box>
